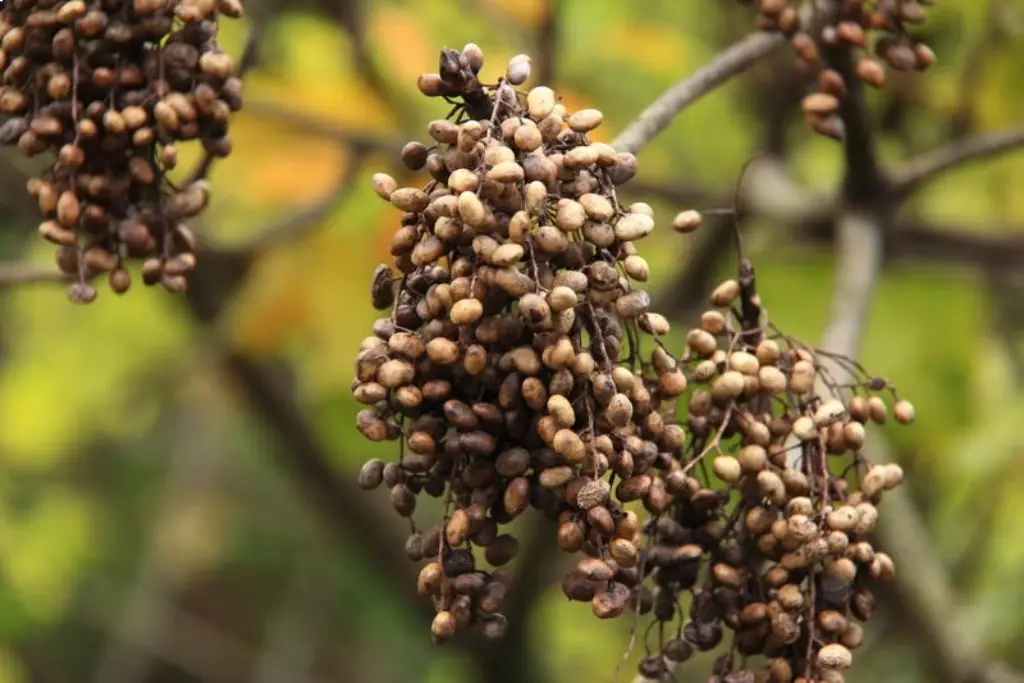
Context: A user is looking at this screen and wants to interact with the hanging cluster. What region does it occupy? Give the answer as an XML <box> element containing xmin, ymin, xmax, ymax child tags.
<box><xmin>619</xmin><ymin>317</ymin><xmax>913</xmax><ymax>683</ymax></box>
<box><xmin>751</xmin><ymin>0</ymin><xmax>936</xmax><ymax>139</ymax></box>
<box><xmin>355</xmin><ymin>41</ymin><xmax>667</xmax><ymax>644</ymax></box>
<box><xmin>353</xmin><ymin>43</ymin><xmax>916</xmax><ymax>683</ymax></box>
<box><xmin>0</xmin><ymin>0</ymin><xmax>245</xmax><ymax>302</ymax></box>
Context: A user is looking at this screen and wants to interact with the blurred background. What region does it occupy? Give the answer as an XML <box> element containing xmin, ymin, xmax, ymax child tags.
<box><xmin>1</xmin><ymin>1</ymin><xmax>1023</xmax><ymax>682</ymax></box>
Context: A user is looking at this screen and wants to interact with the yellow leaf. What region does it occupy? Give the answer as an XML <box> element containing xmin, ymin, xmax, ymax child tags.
<box><xmin>238</xmin><ymin>129</ymin><xmax>350</xmax><ymax>206</ymax></box>
<box><xmin>369</xmin><ymin>6</ymin><xmax>435</xmax><ymax>84</ymax></box>
<box><xmin>482</xmin><ymin>0</ymin><xmax>547</xmax><ymax>27</ymax></box>
<box><xmin>0</xmin><ymin>651</ymin><xmax>26</xmax><ymax>683</ymax></box>
<box><xmin>243</xmin><ymin>76</ymin><xmax>396</xmax><ymax>131</ymax></box>
<box><xmin>600</xmin><ymin>21</ymin><xmax>691</xmax><ymax>76</ymax></box>
<box><xmin>226</xmin><ymin>244</ymin><xmax>317</xmax><ymax>354</ymax></box>
<box><xmin>1</xmin><ymin>491</ymin><xmax>96</xmax><ymax>624</ymax></box>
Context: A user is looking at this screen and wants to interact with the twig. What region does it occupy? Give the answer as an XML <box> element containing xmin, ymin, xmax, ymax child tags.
<box><xmin>611</xmin><ymin>32</ymin><xmax>786</xmax><ymax>155</ymax></box>
<box><xmin>92</xmin><ymin>402</ymin><xmax>230</xmax><ymax>683</ymax></box>
<box><xmin>9</xmin><ymin>190</ymin><xmax>1024</xmax><ymax>293</ymax></box>
<box><xmin>242</xmin><ymin>99</ymin><xmax>404</xmax><ymax>154</ymax></box>
<box><xmin>535</xmin><ymin>0</ymin><xmax>561</xmax><ymax>86</ymax></box>
<box><xmin>890</xmin><ymin>128</ymin><xmax>1024</xmax><ymax>198</ymax></box>
<box><xmin>947</xmin><ymin>0</ymin><xmax>1011</xmax><ymax>138</ymax></box>
<box><xmin>817</xmin><ymin>212</ymin><xmax>882</xmax><ymax>361</ymax></box>
<box><xmin>0</xmin><ymin>262</ymin><xmax>71</xmax><ymax>286</ymax></box>
<box><xmin>795</xmin><ymin>218</ymin><xmax>1024</xmax><ymax>270</ymax></box>
<box><xmin>814</xmin><ymin>12</ymin><xmax>1024</xmax><ymax>683</ymax></box>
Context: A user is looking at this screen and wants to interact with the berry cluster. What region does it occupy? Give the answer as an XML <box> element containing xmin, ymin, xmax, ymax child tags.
<box><xmin>612</xmin><ymin>326</ymin><xmax>913</xmax><ymax>683</ymax></box>
<box><xmin>353</xmin><ymin>44</ymin><xmax>916</xmax><ymax>682</ymax></box>
<box><xmin>0</xmin><ymin>0</ymin><xmax>245</xmax><ymax>302</ymax></box>
<box><xmin>753</xmin><ymin>0</ymin><xmax>936</xmax><ymax>139</ymax></box>
<box><xmin>356</xmin><ymin>42</ymin><xmax>668</xmax><ymax>643</ymax></box>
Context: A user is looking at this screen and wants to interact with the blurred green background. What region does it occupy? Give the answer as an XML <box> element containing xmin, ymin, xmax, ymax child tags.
<box><xmin>0</xmin><ymin>1</ymin><xmax>1023</xmax><ymax>682</ymax></box>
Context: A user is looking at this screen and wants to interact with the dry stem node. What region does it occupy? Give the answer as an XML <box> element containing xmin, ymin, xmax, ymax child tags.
<box><xmin>0</xmin><ymin>0</ymin><xmax>246</xmax><ymax>302</ymax></box>
<box><xmin>353</xmin><ymin>43</ymin><xmax>915</xmax><ymax>682</ymax></box>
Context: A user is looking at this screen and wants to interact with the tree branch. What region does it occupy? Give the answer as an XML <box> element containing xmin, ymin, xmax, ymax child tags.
<box><xmin>813</xmin><ymin>14</ymin><xmax>1024</xmax><ymax>683</ymax></box>
<box><xmin>822</xmin><ymin>23</ymin><xmax>885</xmax><ymax>201</ymax></box>
<box><xmin>93</xmin><ymin>403</ymin><xmax>231</xmax><ymax>683</ymax></box>
<box><xmin>0</xmin><ymin>261</ymin><xmax>70</xmax><ymax>286</ymax></box>
<box><xmin>947</xmin><ymin>0</ymin><xmax>1012</xmax><ymax>138</ymax></box>
<box><xmin>890</xmin><ymin>128</ymin><xmax>1024</xmax><ymax>198</ymax></box>
<box><xmin>474</xmin><ymin>518</ymin><xmax>561</xmax><ymax>683</ymax></box>
<box><xmin>242</xmin><ymin>99</ymin><xmax>404</xmax><ymax>153</ymax></box>
<box><xmin>814</xmin><ymin>214</ymin><xmax>1024</xmax><ymax>683</ymax></box>
<box><xmin>184</xmin><ymin>266</ymin><xmax>425</xmax><ymax>617</ymax></box>
<box><xmin>865</xmin><ymin>433</ymin><xmax>1024</xmax><ymax>683</ymax></box>
<box><xmin>611</xmin><ymin>32</ymin><xmax>786</xmax><ymax>155</ymax></box>
<box><xmin>795</xmin><ymin>218</ymin><xmax>1024</xmax><ymax>270</ymax></box>
<box><xmin>817</xmin><ymin>212</ymin><xmax>883</xmax><ymax>358</ymax></box>
<box><xmin>535</xmin><ymin>0</ymin><xmax>560</xmax><ymax>86</ymax></box>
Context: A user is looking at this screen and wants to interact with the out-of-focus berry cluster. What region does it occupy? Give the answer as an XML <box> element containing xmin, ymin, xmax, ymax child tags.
<box><xmin>752</xmin><ymin>0</ymin><xmax>936</xmax><ymax>139</ymax></box>
<box><xmin>0</xmin><ymin>0</ymin><xmax>245</xmax><ymax>302</ymax></box>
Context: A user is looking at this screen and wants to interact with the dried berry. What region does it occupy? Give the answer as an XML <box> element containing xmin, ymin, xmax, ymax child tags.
<box><xmin>353</xmin><ymin>43</ymin><xmax>916</xmax><ymax>683</ymax></box>
<box><xmin>749</xmin><ymin>0</ymin><xmax>936</xmax><ymax>137</ymax></box>
<box><xmin>0</xmin><ymin>0</ymin><xmax>246</xmax><ymax>301</ymax></box>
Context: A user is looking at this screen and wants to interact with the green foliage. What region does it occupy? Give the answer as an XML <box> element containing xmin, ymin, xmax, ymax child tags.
<box><xmin>0</xmin><ymin>0</ymin><xmax>1022</xmax><ymax>680</ymax></box>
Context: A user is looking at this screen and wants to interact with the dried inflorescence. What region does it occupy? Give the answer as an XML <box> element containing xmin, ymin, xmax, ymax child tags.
<box><xmin>752</xmin><ymin>0</ymin><xmax>936</xmax><ymax>139</ymax></box>
<box><xmin>0</xmin><ymin>0</ymin><xmax>245</xmax><ymax>302</ymax></box>
<box><xmin>354</xmin><ymin>43</ymin><xmax>916</xmax><ymax>682</ymax></box>
<box><xmin>618</xmin><ymin>323</ymin><xmax>913</xmax><ymax>683</ymax></box>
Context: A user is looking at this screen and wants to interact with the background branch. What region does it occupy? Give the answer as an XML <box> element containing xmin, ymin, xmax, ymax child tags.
<box><xmin>0</xmin><ymin>7</ymin><xmax>1021</xmax><ymax>683</ymax></box>
<box><xmin>92</xmin><ymin>404</ymin><xmax>230</xmax><ymax>683</ymax></box>
<box><xmin>534</xmin><ymin>0</ymin><xmax>560</xmax><ymax>86</ymax></box>
<box><xmin>242</xmin><ymin>100</ymin><xmax>403</xmax><ymax>155</ymax></box>
<box><xmin>813</xmin><ymin>17</ymin><xmax>1024</xmax><ymax>683</ymax></box>
<box><xmin>0</xmin><ymin>262</ymin><xmax>70</xmax><ymax>286</ymax></box>
<box><xmin>611</xmin><ymin>32</ymin><xmax>786</xmax><ymax>155</ymax></box>
<box><xmin>890</xmin><ymin>128</ymin><xmax>1024</xmax><ymax>198</ymax></box>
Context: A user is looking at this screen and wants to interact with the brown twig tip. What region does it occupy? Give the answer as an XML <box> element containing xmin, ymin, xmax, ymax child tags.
<box><xmin>891</xmin><ymin>127</ymin><xmax>1024</xmax><ymax>198</ymax></box>
<box><xmin>611</xmin><ymin>32</ymin><xmax>786</xmax><ymax>155</ymax></box>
